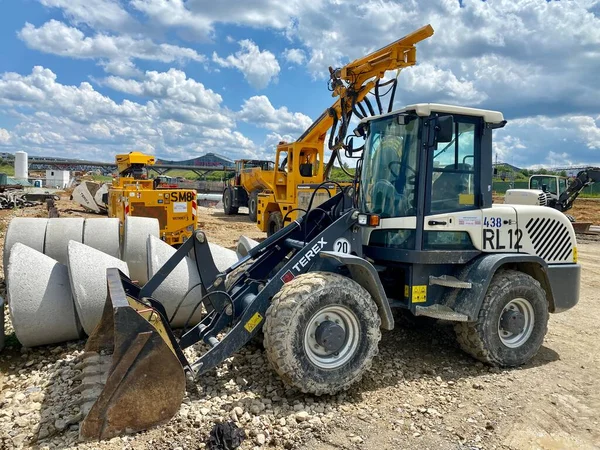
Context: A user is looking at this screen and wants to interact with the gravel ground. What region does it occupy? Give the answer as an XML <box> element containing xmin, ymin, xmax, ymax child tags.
<box><xmin>0</xmin><ymin>199</ymin><xmax>599</xmax><ymax>449</ymax></box>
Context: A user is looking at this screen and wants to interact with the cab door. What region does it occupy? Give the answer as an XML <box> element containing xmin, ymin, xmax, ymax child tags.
<box><xmin>424</xmin><ymin>117</ymin><xmax>482</xmax><ymax>250</ymax></box>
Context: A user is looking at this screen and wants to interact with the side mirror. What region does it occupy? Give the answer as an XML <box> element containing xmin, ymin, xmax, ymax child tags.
<box><xmin>435</xmin><ymin>115</ymin><xmax>454</xmax><ymax>143</ymax></box>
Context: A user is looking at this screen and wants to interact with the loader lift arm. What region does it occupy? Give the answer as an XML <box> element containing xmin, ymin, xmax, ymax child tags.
<box><xmin>289</xmin><ymin>24</ymin><xmax>434</xmax><ymax>179</ymax></box>
<box><xmin>556</xmin><ymin>167</ymin><xmax>600</xmax><ymax>212</ymax></box>
<box><xmin>129</xmin><ymin>190</ymin><xmax>358</xmax><ymax>376</ymax></box>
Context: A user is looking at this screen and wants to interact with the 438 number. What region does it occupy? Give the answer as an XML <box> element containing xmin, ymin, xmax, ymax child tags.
<box><xmin>483</xmin><ymin>217</ymin><xmax>502</xmax><ymax>228</ymax></box>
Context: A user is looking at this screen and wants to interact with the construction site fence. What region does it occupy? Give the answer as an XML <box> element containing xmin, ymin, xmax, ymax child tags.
<box><xmin>492</xmin><ymin>181</ymin><xmax>600</xmax><ymax>197</ymax></box>
<box><xmin>176</xmin><ymin>180</ymin><xmax>225</xmax><ymax>193</ymax></box>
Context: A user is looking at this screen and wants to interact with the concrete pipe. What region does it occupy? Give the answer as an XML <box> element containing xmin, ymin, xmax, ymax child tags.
<box><xmin>146</xmin><ymin>237</ymin><xmax>239</xmax><ymax>328</ymax></box>
<box><xmin>44</xmin><ymin>218</ymin><xmax>85</xmax><ymax>266</ymax></box>
<box><xmin>0</xmin><ymin>296</ymin><xmax>4</xmax><ymax>352</ymax></box>
<box><xmin>7</xmin><ymin>243</ymin><xmax>83</xmax><ymax>347</ymax></box>
<box><xmin>236</xmin><ymin>235</ymin><xmax>260</xmax><ymax>259</ymax></box>
<box><xmin>3</xmin><ymin>218</ymin><xmax>48</xmax><ymax>281</ymax></box>
<box><xmin>146</xmin><ymin>235</ymin><xmax>204</xmax><ymax>328</ymax></box>
<box><xmin>122</xmin><ymin>216</ymin><xmax>159</xmax><ymax>285</ymax></box>
<box><xmin>67</xmin><ymin>241</ymin><xmax>130</xmax><ymax>335</ymax></box>
<box><xmin>208</xmin><ymin>243</ymin><xmax>238</xmax><ymax>271</ymax></box>
<box><xmin>83</xmin><ymin>218</ymin><xmax>121</xmax><ymax>259</ymax></box>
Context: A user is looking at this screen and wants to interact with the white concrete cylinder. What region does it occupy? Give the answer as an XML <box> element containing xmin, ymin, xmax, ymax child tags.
<box><xmin>3</xmin><ymin>218</ymin><xmax>48</xmax><ymax>280</ymax></box>
<box><xmin>122</xmin><ymin>216</ymin><xmax>159</xmax><ymax>285</ymax></box>
<box><xmin>14</xmin><ymin>151</ymin><xmax>28</xmax><ymax>181</ymax></box>
<box><xmin>236</xmin><ymin>235</ymin><xmax>260</xmax><ymax>259</ymax></box>
<box><xmin>208</xmin><ymin>243</ymin><xmax>238</xmax><ymax>271</ymax></box>
<box><xmin>68</xmin><ymin>241</ymin><xmax>130</xmax><ymax>335</ymax></box>
<box><xmin>83</xmin><ymin>218</ymin><xmax>121</xmax><ymax>258</ymax></box>
<box><xmin>7</xmin><ymin>243</ymin><xmax>82</xmax><ymax>347</ymax></box>
<box><xmin>44</xmin><ymin>218</ymin><xmax>85</xmax><ymax>266</ymax></box>
<box><xmin>146</xmin><ymin>235</ymin><xmax>204</xmax><ymax>328</ymax></box>
<box><xmin>0</xmin><ymin>296</ymin><xmax>4</xmax><ymax>352</ymax></box>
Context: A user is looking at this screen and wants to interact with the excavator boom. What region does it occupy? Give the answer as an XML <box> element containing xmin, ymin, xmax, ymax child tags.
<box><xmin>299</xmin><ymin>25</ymin><xmax>433</xmax><ymax>146</ymax></box>
<box><xmin>557</xmin><ymin>167</ymin><xmax>600</xmax><ymax>212</ymax></box>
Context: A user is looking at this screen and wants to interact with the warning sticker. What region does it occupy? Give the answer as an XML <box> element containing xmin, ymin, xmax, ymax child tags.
<box><xmin>458</xmin><ymin>216</ymin><xmax>481</xmax><ymax>226</ymax></box>
<box><xmin>411</xmin><ymin>285</ymin><xmax>427</xmax><ymax>303</ymax></box>
<box><xmin>244</xmin><ymin>312</ymin><xmax>263</xmax><ymax>333</ymax></box>
<box><xmin>173</xmin><ymin>202</ymin><xmax>187</xmax><ymax>213</ymax></box>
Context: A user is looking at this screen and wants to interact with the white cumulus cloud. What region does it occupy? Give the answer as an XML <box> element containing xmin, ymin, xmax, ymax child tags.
<box><xmin>238</xmin><ymin>95</ymin><xmax>312</xmax><ymax>135</ymax></box>
<box><xmin>213</xmin><ymin>40</ymin><xmax>280</xmax><ymax>89</ymax></box>
<box><xmin>18</xmin><ymin>20</ymin><xmax>205</xmax><ymax>75</ymax></box>
<box><xmin>38</xmin><ymin>0</ymin><xmax>136</xmax><ymax>32</ymax></box>
<box><xmin>0</xmin><ymin>66</ymin><xmax>259</xmax><ymax>161</ymax></box>
<box><xmin>282</xmin><ymin>48</ymin><xmax>307</xmax><ymax>66</ymax></box>
<box><xmin>130</xmin><ymin>0</ymin><xmax>304</xmax><ymax>41</ymax></box>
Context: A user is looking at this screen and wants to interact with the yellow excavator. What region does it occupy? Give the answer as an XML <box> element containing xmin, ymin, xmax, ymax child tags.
<box><xmin>74</xmin><ymin>25</ymin><xmax>434</xmax><ymax>441</ymax></box>
<box><xmin>255</xmin><ymin>24</ymin><xmax>435</xmax><ymax>235</ymax></box>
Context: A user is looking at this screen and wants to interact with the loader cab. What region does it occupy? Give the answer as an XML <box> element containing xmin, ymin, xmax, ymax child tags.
<box><xmin>355</xmin><ymin>103</ymin><xmax>506</xmax><ymax>257</ymax></box>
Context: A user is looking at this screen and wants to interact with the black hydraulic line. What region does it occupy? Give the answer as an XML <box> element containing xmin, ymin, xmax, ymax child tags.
<box><xmin>352</xmin><ymin>105</ymin><xmax>365</xmax><ymax>119</ymax></box>
<box><xmin>328</xmin><ymin>109</ymin><xmax>339</xmax><ymax>150</ymax></box>
<box><xmin>283</xmin><ymin>207</ymin><xmax>308</xmax><ymax>223</ymax></box>
<box><xmin>388</xmin><ymin>78</ymin><xmax>398</xmax><ymax>113</ymax></box>
<box><xmin>182</xmin><ymin>290</ymin><xmax>234</xmax><ymax>334</ymax></box>
<box><xmin>374</xmin><ymin>79</ymin><xmax>383</xmax><ymax>115</ymax></box>
<box><xmin>363</xmin><ymin>96</ymin><xmax>376</xmax><ymax>116</ymax></box>
<box><xmin>356</xmin><ymin>101</ymin><xmax>368</xmax><ymax>117</ymax></box>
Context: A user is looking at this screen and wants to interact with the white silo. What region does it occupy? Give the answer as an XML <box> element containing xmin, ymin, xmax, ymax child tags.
<box><xmin>14</xmin><ymin>151</ymin><xmax>28</xmax><ymax>181</ymax></box>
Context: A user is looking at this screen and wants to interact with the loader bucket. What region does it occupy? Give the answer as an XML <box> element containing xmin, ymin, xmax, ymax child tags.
<box><xmin>77</xmin><ymin>268</ymin><xmax>187</xmax><ymax>441</ymax></box>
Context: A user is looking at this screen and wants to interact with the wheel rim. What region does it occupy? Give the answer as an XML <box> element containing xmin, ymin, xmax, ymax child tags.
<box><xmin>249</xmin><ymin>198</ymin><xmax>256</xmax><ymax>215</ymax></box>
<box><xmin>224</xmin><ymin>193</ymin><xmax>229</xmax><ymax>209</ymax></box>
<box><xmin>497</xmin><ymin>298</ymin><xmax>535</xmax><ymax>348</ymax></box>
<box><xmin>303</xmin><ymin>305</ymin><xmax>360</xmax><ymax>369</ymax></box>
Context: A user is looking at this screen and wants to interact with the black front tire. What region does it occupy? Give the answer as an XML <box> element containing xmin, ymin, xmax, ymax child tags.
<box><xmin>248</xmin><ymin>191</ymin><xmax>259</xmax><ymax>222</ymax></box>
<box><xmin>263</xmin><ymin>272</ymin><xmax>381</xmax><ymax>395</ymax></box>
<box><xmin>222</xmin><ymin>187</ymin><xmax>238</xmax><ymax>215</ymax></box>
<box><xmin>455</xmin><ymin>270</ymin><xmax>549</xmax><ymax>367</ymax></box>
<box><xmin>266</xmin><ymin>211</ymin><xmax>283</xmax><ymax>236</ymax></box>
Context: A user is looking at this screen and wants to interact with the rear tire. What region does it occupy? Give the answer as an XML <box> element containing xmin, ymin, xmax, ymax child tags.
<box><xmin>266</xmin><ymin>211</ymin><xmax>283</xmax><ymax>236</ymax></box>
<box><xmin>263</xmin><ymin>272</ymin><xmax>381</xmax><ymax>395</ymax></box>
<box><xmin>454</xmin><ymin>270</ymin><xmax>549</xmax><ymax>367</ymax></box>
<box><xmin>223</xmin><ymin>188</ymin><xmax>238</xmax><ymax>215</ymax></box>
<box><xmin>248</xmin><ymin>191</ymin><xmax>259</xmax><ymax>222</ymax></box>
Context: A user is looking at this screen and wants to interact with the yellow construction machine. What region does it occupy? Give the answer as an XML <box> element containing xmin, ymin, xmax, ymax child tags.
<box><xmin>222</xmin><ymin>159</ymin><xmax>275</xmax><ymax>221</ymax></box>
<box><xmin>255</xmin><ymin>24</ymin><xmax>435</xmax><ymax>235</ymax></box>
<box><xmin>108</xmin><ymin>152</ymin><xmax>197</xmax><ymax>246</ymax></box>
<box><xmin>75</xmin><ymin>26</ymin><xmax>436</xmax><ymax>441</ymax></box>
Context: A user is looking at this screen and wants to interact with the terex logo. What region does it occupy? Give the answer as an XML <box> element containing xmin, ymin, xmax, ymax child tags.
<box><xmin>292</xmin><ymin>238</ymin><xmax>327</xmax><ymax>272</ymax></box>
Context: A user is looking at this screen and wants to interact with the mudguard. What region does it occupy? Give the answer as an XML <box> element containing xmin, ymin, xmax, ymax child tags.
<box><xmin>445</xmin><ymin>253</ymin><xmax>555</xmax><ymax>320</ymax></box>
<box><xmin>320</xmin><ymin>251</ymin><xmax>394</xmax><ymax>330</ymax></box>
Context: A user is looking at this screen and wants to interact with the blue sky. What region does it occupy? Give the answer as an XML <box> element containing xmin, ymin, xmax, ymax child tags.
<box><xmin>0</xmin><ymin>0</ymin><xmax>599</xmax><ymax>168</ymax></box>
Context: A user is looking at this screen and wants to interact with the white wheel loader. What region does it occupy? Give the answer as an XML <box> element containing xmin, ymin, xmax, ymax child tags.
<box><xmin>73</xmin><ymin>101</ymin><xmax>580</xmax><ymax>441</ymax></box>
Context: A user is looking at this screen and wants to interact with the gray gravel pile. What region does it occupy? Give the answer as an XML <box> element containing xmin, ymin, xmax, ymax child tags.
<box><xmin>0</xmin><ymin>318</ymin><xmax>516</xmax><ymax>450</ymax></box>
